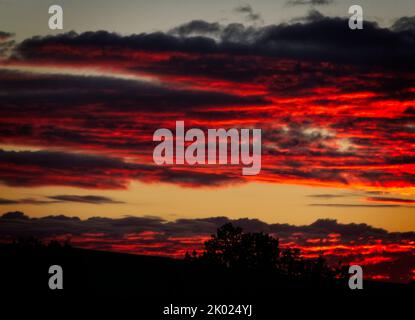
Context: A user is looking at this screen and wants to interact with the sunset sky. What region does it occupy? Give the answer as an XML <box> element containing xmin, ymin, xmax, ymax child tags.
<box><xmin>0</xmin><ymin>1</ymin><xmax>414</xmax><ymax>282</ymax></box>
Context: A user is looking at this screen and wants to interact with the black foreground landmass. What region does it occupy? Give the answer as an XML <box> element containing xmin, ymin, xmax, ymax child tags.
<box><xmin>1</xmin><ymin>242</ymin><xmax>413</xmax><ymax>298</ymax></box>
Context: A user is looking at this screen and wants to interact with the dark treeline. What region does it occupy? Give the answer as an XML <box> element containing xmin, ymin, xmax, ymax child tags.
<box><xmin>1</xmin><ymin>223</ymin><xmax>412</xmax><ymax>299</ymax></box>
<box><xmin>185</xmin><ymin>223</ymin><xmax>348</xmax><ymax>281</ymax></box>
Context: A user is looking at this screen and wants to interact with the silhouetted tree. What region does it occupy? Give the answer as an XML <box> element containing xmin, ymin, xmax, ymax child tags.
<box><xmin>279</xmin><ymin>248</ymin><xmax>302</xmax><ymax>276</ymax></box>
<box><xmin>187</xmin><ymin>223</ymin><xmax>347</xmax><ymax>280</ymax></box>
<box><xmin>199</xmin><ymin>223</ymin><xmax>279</xmax><ymax>270</ymax></box>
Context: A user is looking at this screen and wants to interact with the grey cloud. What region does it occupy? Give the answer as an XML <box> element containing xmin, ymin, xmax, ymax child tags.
<box><xmin>0</xmin><ymin>195</ymin><xmax>123</xmax><ymax>205</ymax></box>
<box><xmin>307</xmin><ymin>194</ymin><xmax>347</xmax><ymax>198</ymax></box>
<box><xmin>0</xmin><ymin>198</ymin><xmax>58</xmax><ymax>205</ymax></box>
<box><xmin>0</xmin><ymin>31</ymin><xmax>14</xmax><ymax>58</ymax></box>
<box><xmin>169</xmin><ymin>20</ymin><xmax>222</xmax><ymax>37</ymax></box>
<box><xmin>1</xmin><ymin>212</ymin><xmax>413</xmax><ymax>242</ymax></box>
<box><xmin>0</xmin><ymin>198</ymin><xmax>19</xmax><ymax>205</ymax></box>
<box><xmin>287</xmin><ymin>0</ymin><xmax>334</xmax><ymax>6</ymax></box>
<box><xmin>392</xmin><ymin>16</ymin><xmax>415</xmax><ymax>32</ymax></box>
<box><xmin>47</xmin><ymin>195</ymin><xmax>124</xmax><ymax>204</ymax></box>
<box><xmin>0</xmin><ymin>149</ymin><xmax>240</xmax><ymax>188</ymax></box>
<box><xmin>234</xmin><ymin>4</ymin><xmax>263</xmax><ymax>23</ymax></box>
<box><xmin>366</xmin><ymin>197</ymin><xmax>415</xmax><ymax>204</ymax></box>
<box><xmin>13</xmin><ymin>13</ymin><xmax>415</xmax><ymax>69</ymax></box>
<box><xmin>0</xmin><ymin>31</ymin><xmax>13</xmax><ymax>40</ymax></box>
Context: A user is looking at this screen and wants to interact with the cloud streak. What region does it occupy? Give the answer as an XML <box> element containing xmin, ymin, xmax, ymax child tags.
<box><xmin>234</xmin><ymin>4</ymin><xmax>263</xmax><ymax>23</ymax></box>
<box><xmin>0</xmin><ymin>195</ymin><xmax>123</xmax><ymax>205</ymax></box>
<box><xmin>286</xmin><ymin>0</ymin><xmax>334</xmax><ymax>6</ymax></box>
<box><xmin>47</xmin><ymin>195</ymin><xmax>124</xmax><ymax>204</ymax></box>
<box><xmin>309</xmin><ymin>203</ymin><xmax>404</xmax><ymax>208</ymax></box>
<box><xmin>366</xmin><ymin>197</ymin><xmax>415</xmax><ymax>205</ymax></box>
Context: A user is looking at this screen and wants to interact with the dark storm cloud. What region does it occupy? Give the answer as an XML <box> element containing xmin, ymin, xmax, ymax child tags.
<box><xmin>13</xmin><ymin>30</ymin><xmax>220</xmax><ymax>59</ymax></box>
<box><xmin>0</xmin><ymin>148</ymin><xmax>150</xmax><ymax>188</ymax></box>
<box><xmin>0</xmin><ymin>70</ymin><xmax>266</xmax><ymax>112</ymax></box>
<box><xmin>0</xmin><ymin>149</ymin><xmax>138</xmax><ymax>171</ymax></box>
<box><xmin>11</xmin><ymin>13</ymin><xmax>415</xmax><ymax>69</ymax></box>
<box><xmin>0</xmin><ymin>149</ymin><xmax>240</xmax><ymax>188</ymax></box>
<box><xmin>0</xmin><ymin>68</ymin><xmax>266</xmax><ymax>170</ymax></box>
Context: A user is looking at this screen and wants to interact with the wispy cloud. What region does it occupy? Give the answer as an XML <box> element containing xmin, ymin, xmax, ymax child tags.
<box><xmin>234</xmin><ymin>4</ymin><xmax>263</xmax><ymax>23</ymax></box>
<box><xmin>48</xmin><ymin>195</ymin><xmax>124</xmax><ymax>204</ymax></box>
<box><xmin>0</xmin><ymin>195</ymin><xmax>123</xmax><ymax>205</ymax></box>
<box><xmin>307</xmin><ymin>194</ymin><xmax>348</xmax><ymax>199</ymax></box>
<box><xmin>286</xmin><ymin>0</ymin><xmax>334</xmax><ymax>6</ymax></box>
<box><xmin>309</xmin><ymin>203</ymin><xmax>403</xmax><ymax>208</ymax></box>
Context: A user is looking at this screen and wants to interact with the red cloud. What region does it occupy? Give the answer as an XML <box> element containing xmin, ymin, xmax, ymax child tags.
<box><xmin>1</xmin><ymin>19</ymin><xmax>415</xmax><ymax>193</ymax></box>
<box><xmin>365</xmin><ymin>197</ymin><xmax>415</xmax><ymax>205</ymax></box>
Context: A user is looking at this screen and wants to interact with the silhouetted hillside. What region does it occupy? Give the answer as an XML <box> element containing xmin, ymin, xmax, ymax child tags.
<box><xmin>0</xmin><ymin>238</ymin><xmax>413</xmax><ymax>299</ymax></box>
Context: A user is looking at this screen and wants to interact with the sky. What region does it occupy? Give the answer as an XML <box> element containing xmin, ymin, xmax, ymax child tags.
<box><xmin>0</xmin><ymin>1</ymin><xmax>415</xmax><ymax>282</ymax></box>
<box><xmin>1</xmin><ymin>0</ymin><xmax>415</xmax><ymax>41</ymax></box>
